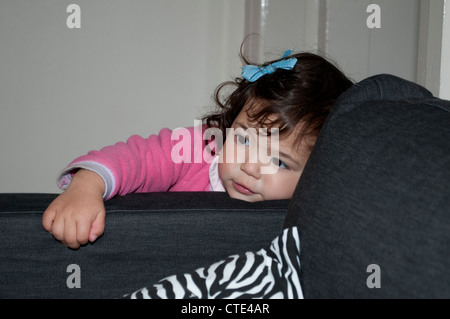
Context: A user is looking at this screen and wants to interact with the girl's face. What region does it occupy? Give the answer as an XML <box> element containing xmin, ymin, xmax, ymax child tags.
<box><xmin>218</xmin><ymin>105</ymin><xmax>315</xmax><ymax>202</ymax></box>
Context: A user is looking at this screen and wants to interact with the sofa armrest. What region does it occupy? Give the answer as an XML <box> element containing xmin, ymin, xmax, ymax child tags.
<box><xmin>284</xmin><ymin>74</ymin><xmax>450</xmax><ymax>298</ymax></box>
<box><xmin>0</xmin><ymin>192</ymin><xmax>287</xmax><ymax>298</ymax></box>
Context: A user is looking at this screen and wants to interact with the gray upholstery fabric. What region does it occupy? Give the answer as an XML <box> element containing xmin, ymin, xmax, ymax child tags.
<box><xmin>284</xmin><ymin>74</ymin><xmax>450</xmax><ymax>298</ymax></box>
<box><xmin>0</xmin><ymin>192</ymin><xmax>287</xmax><ymax>298</ymax></box>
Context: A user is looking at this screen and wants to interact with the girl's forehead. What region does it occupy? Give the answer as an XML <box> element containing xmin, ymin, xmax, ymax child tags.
<box><xmin>233</xmin><ymin>111</ymin><xmax>312</xmax><ymax>153</ymax></box>
<box><xmin>235</xmin><ymin>99</ymin><xmax>316</xmax><ymax>149</ymax></box>
<box><xmin>235</xmin><ymin>104</ymin><xmax>295</xmax><ymax>134</ymax></box>
<box><xmin>233</xmin><ymin>108</ymin><xmax>317</xmax><ymax>153</ymax></box>
<box><xmin>237</xmin><ymin>103</ymin><xmax>279</xmax><ymax>127</ymax></box>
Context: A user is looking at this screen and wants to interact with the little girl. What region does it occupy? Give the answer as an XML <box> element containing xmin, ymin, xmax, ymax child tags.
<box><xmin>42</xmin><ymin>49</ymin><xmax>353</xmax><ymax>249</ymax></box>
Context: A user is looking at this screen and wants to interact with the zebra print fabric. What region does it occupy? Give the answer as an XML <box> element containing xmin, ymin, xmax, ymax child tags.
<box><xmin>123</xmin><ymin>227</ymin><xmax>303</xmax><ymax>299</ymax></box>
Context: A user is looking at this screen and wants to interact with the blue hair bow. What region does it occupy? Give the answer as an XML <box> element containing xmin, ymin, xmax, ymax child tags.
<box><xmin>242</xmin><ymin>50</ymin><xmax>297</xmax><ymax>82</ymax></box>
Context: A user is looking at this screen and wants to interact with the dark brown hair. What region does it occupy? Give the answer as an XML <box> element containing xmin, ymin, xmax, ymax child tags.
<box><xmin>203</xmin><ymin>49</ymin><xmax>353</xmax><ymax>147</ymax></box>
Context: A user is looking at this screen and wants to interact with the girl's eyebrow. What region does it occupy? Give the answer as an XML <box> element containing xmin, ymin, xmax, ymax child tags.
<box><xmin>234</xmin><ymin>122</ymin><xmax>249</xmax><ymax>130</ymax></box>
<box><xmin>278</xmin><ymin>150</ymin><xmax>296</xmax><ymax>164</ymax></box>
<box><xmin>235</xmin><ymin>122</ymin><xmax>275</xmax><ymax>134</ymax></box>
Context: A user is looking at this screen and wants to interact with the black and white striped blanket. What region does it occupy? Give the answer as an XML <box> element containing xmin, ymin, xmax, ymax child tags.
<box><xmin>123</xmin><ymin>227</ymin><xmax>303</xmax><ymax>299</ymax></box>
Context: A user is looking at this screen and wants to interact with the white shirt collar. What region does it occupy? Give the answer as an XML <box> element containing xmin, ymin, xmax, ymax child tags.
<box><xmin>209</xmin><ymin>155</ymin><xmax>226</xmax><ymax>192</ymax></box>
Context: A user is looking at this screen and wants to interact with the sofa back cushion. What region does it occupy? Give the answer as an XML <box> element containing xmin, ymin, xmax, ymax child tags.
<box><xmin>0</xmin><ymin>192</ymin><xmax>287</xmax><ymax>298</ymax></box>
<box><xmin>284</xmin><ymin>74</ymin><xmax>450</xmax><ymax>298</ymax></box>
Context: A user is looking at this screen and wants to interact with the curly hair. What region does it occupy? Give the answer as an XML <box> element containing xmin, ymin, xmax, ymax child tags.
<box><xmin>203</xmin><ymin>49</ymin><xmax>353</xmax><ymax>147</ymax></box>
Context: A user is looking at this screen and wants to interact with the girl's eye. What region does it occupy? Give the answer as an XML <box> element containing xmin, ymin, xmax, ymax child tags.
<box><xmin>272</xmin><ymin>158</ymin><xmax>288</xmax><ymax>169</ymax></box>
<box><xmin>236</xmin><ymin>134</ymin><xmax>250</xmax><ymax>146</ymax></box>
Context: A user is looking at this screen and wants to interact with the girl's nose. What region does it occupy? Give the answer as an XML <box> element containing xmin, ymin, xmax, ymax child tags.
<box><xmin>240</xmin><ymin>160</ymin><xmax>261</xmax><ymax>179</ymax></box>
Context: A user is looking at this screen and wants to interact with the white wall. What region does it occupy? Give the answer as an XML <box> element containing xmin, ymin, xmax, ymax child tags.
<box><xmin>0</xmin><ymin>0</ymin><xmax>244</xmax><ymax>193</ymax></box>
<box><xmin>439</xmin><ymin>0</ymin><xmax>450</xmax><ymax>99</ymax></box>
<box><xmin>0</xmin><ymin>0</ymin><xmax>440</xmax><ymax>193</ymax></box>
<box><xmin>260</xmin><ymin>0</ymin><xmax>421</xmax><ymax>83</ymax></box>
<box><xmin>324</xmin><ymin>0</ymin><xmax>420</xmax><ymax>83</ymax></box>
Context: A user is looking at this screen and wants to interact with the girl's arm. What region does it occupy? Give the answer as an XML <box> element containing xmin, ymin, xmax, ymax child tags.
<box><xmin>43</xmin><ymin>126</ymin><xmax>211</xmax><ymax>249</ymax></box>
<box><xmin>57</xmin><ymin>127</ymin><xmax>194</xmax><ymax>200</ymax></box>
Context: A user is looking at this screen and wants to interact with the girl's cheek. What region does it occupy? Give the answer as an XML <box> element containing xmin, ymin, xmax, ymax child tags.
<box><xmin>218</xmin><ymin>162</ymin><xmax>226</xmax><ymax>180</ymax></box>
<box><xmin>218</xmin><ymin>161</ymin><xmax>235</xmax><ymax>181</ymax></box>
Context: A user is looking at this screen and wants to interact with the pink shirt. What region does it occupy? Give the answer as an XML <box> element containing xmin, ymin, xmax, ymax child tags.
<box><xmin>57</xmin><ymin>126</ymin><xmax>225</xmax><ymax>200</ymax></box>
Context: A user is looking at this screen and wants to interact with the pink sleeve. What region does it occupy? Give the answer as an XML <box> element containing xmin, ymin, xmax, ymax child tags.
<box><xmin>64</xmin><ymin>127</ymin><xmax>203</xmax><ymax>200</ymax></box>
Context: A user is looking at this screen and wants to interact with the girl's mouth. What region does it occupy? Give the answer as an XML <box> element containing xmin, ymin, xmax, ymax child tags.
<box><xmin>232</xmin><ymin>181</ymin><xmax>255</xmax><ymax>195</ymax></box>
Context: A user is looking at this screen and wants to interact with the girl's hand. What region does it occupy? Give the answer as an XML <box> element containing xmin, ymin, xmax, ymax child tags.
<box><xmin>42</xmin><ymin>169</ymin><xmax>106</xmax><ymax>249</ymax></box>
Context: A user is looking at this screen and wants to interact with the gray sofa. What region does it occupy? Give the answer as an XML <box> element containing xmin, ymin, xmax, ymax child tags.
<box><xmin>283</xmin><ymin>74</ymin><xmax>450</xmax><ymax>298</ymax></box>
<box><xmin>1</xmin><ymin>74</ymin><xmax>449</xmax><ymax>299</ymax></box>
<box><xmin>0</xmin><ymin>192</ymin><xmax>287</xmax><ymax>298</ymax></box>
